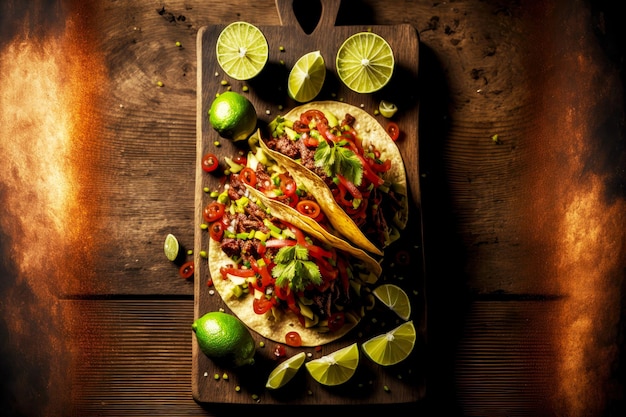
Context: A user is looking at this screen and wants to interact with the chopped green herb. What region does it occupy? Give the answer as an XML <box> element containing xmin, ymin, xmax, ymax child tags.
<box><xmin>272</xmin><ymin>244</ymin><xmax>322</xmax><ymax>291</ymax></box>
<box><xmin>314</xmin><ymin>139</ymin><xmax>363</xmax><ymax>186</ymax></box>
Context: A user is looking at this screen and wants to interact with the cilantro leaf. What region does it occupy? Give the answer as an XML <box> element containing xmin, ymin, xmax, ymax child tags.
<box><xmin>272</xmin><ymin>244</ymin><xmax>322</xmax><ymax>291</ymax></box>
<box><xmin>314</xmin><ymin>140</ymin><xmax>363</xmax><ymax>186</ymax></box>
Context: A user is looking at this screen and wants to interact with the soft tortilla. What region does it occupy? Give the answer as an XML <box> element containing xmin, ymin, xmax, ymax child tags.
<box><xmin>260</xmin><ymin>101</ymin><xmax>408</xmax><ymax>256</ymax></box>
<box><xmin>208</xmin><ymin>193</ymin><xmax>382</xmax><ymax>347</ymax></box>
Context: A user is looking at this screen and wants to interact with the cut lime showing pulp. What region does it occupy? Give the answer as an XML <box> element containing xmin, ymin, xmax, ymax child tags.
<box><xmin>305</xmin><ymin>343</ymin><xmax>359</xmax><ymax>386</ymax></box>
<box><xmin>372</xmin><ymin>283</ymin><xmax>411</xmax><ymax>320</ymax></box>
<box><xmin>378</xmin><ymin>100</ymin><xmax>398</xmax><ymax>118</ymax></box>
<box><xmin>164</xmin><ymin>233</ymin><xmax>180</xmax><ymax>262</ymax></box>
<box><xmin>336</xmin><ymin>32</ymin><xmax>394</xmax><ymax>93</ymax></box>
<box><xmin>288</xmin><ymin>50</ymin><xmax>326</xmax><ymax>103</ymax></box>
<box><xmin>216</xmin><ymin>21</ymin><xmax>269</xmax><ymax>80</ymax></box>
<box><xmin>361</xmin><ymin>321</ymin><xmax>416</xmax><ymax>366</ymax></box>
<box><xmin>265</xmin><ymin>351</ymin><xmax>306</xmax><ymax>390</ymax></box>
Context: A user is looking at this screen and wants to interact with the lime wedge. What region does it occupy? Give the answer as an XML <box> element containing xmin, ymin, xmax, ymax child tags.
<box><xmin>288</xmin><ymin>50</ymin><xmax>326</xmax><ymax>103</ymax></box>
<box><xmin>216</xmin><ymin>21</ymin><xmax>269</xmax><ymax>80</ymax></box>
<box><xmin>336</xmin><ymin>32</ymin><xmax>394</xmax><ymax>93</ymax></box>
<box><xmin>305</xmin><ymin>343</ymin><xmax>359</xmax><ymax>386</ymax></box>
<box><xmin>372</xmin><ymin>283</ymin><xmax>411</xmax><ymax>320</ymax></box>
<box><xmin>361</xmin><ymin>321</ymin><xmax>416</xmax><ymax>366</ymax></box>
<box><xmin>378</xmin><ymin>100</ymin><xmax>398</xmax><ymax>118</ymax></box>
<box><xmin>265</xmin><ymin>351</ymin><xmax>306</xmax><ymax>389</ymax></box>
<box><xmin>164</xmin><ymin>233</ymin><xmax>180</xmax><ymax>262</ymax></box>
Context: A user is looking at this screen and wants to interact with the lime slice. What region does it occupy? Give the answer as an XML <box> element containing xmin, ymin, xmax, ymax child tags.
<box><xmin>164</xmin><ymin>233</ymin><xmax>180</xmax><ymax>262</ymax></box>
<box><xmin>336</xmin><ymin>32</ymin><xmax>394</xmax><ymax>93</ymax></box>
<box><xmin>361</xmin><ymin>321</ymin><xmax>416</xmax><ymax>366</ymax></box>
<box><xmin>372</xmin><ymin>284</ymin><xmax>411</xmax><ymax>320</ymax></box>
<box><xmin>305</xmin><ymin>343</ymin><xmax>359</xmax><ymax>386</ymax></box>
<box><xmin>216</xmin><ymin>21</ymin><xmax>269</xmax><ymax>80</ymax></box>
<box><xmin>378</xmin><ymin>100</ymin><xmax>398</xmax><ymax>118</ymax></box>
<box><xmin>265</xmin><ymin>351</ymin><xmax>306</xmax><ymax>389</ymax></box>
<box><xmin>288</xmin><ymin>50</ymin><xmax>326</xmax><ymax>103</ymax></box>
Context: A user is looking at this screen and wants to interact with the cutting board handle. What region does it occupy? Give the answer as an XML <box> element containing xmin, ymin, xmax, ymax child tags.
<box><xmin>275</xmin><ymin>0</ymin><xmax>341</xmax><ymax>35</ymax></box>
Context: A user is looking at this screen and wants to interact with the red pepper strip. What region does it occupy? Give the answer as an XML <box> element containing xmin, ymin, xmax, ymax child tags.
<box><xmin>342</xmin><ymin>128</ymin><xmax>364</xmax><ymax>154</ymax></box>
<box><xmin>220</xmin><ymin>266</ymin><xmax>256</xmax><ymax>279</ymax></box>
<box><xmin>368</xmin><ymin>157</ymin><xmax>391</xmax><ymax>173</ymax></box>
<box><xmin>355</xmin><ymin>154</ymin><xmax>385</xmax><ymax>187</ymax></box>
<box><xmin>316</xmin><ymin>121</ymin><xmax>339</xmax><ymax>143</ymax></box>
<box><xmin>250</xmin><ymin>258</ymin><xmax>275</xmax><ymax>288</ymax></box>
<box><xmin>306</xmin><ymin>244</ymin><xmax>333</xmax><ymax>260</ymax></box>
<box><xmin>274</xmin><ymin>283</ymin><xmax>290</xmax><ymax>301</ymax></box>
<box><xmin>336</xmin><ymin>174</ymin><xmax>363</xmax><ymax>200</ymax></box>
<box><xmin>333</xmin><ymin>182</ymin><xmax>354</xmax><ymax>208</ymax></box>
<box><xmin>302</xmin><ymin>133</ymin><xmax>319</xmax><ymax>147</ymax></box>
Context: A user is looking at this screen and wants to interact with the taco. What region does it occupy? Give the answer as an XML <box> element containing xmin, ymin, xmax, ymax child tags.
<box><xmin>261</xmin><ymin>101</ymin><xmax>408</xmax><ymax>256</ymax></box>
<box><xmin>206</xmin><ymin>169</ymin><xmax>382</xmax><ymax>347</ymax></box>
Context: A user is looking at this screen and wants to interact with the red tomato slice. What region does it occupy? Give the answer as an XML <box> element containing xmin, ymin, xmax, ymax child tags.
<box><xmin>178</xmin><ymin>261</ymin><xmax>194</xmax><ymax>279</ymax></box>
<box><xmin>296</xmin><ymin>200</ymin><xmax>321</xmax><ymax>219</ymax></box>
<box><xmin>209</xmin><ymin>222</ymin><xmax>224</xmax><ymax>241</ymax></box>
<box><xmin>285</xmin><ymin>331</ymin><xmax>302</xmax><ymax>347</ymax></box>
<box><xmin>201</xmin><ymin>153</ymin><xmax>220</xmax><ymax>172</ymax></box>
<box><xmin>386</xmin><ymin>122</ymin><xmax>400</xmax><ymax>141</ymax></box>
<box><xmin>203</xmin><ymin>202</ymin><xmax>225</xmax><ymax>223</ymax></box>
<box><xmin>253</xmin><ymin>297</ymin><xmax>274</xmax><ymax>315</ymax></box>
<box><xmin>239</xmin><ymin>167</ymin><xmax>257</xmax><ymax>187</ymax></box>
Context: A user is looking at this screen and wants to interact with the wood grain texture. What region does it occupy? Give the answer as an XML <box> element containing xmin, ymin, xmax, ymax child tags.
<box><xmin>192</xmin><ymin>0</ymin><xmax>424</xmax><ymax>405</ymax></box>
<box><xmin>1</xmin><ymin>0</ymin><xmax>624</xmax><ymax>416</ymax></box>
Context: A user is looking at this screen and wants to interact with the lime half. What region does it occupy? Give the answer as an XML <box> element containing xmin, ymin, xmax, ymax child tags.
<box><xmin>336</xmin><ymin>32</ymin><xmax>394</xmax><ymax>93</ymax></box>
<box><xmin>265</xmin><ymin>351</ymin><xmax>306</xmax><ymax>390</ymax></box>
<box><xmin>288</xmin><ymin>50</ymin><xmax>326</xmax><ymax>103</ymax></box>
<box><xmin>372</xmin><ymin>283</ymin><xmax>411</xmax><ymax>320</ymax></box>
<box><xmin>216</xmin><ymin>21</ymin><xmax>269</xmax><ymax>80</ymax></box>
<box><xmin>361</xmin><ymin>321</ymin><xmax>416</xmax><ymax>366</ymax></box>
<box><xmin>305</xmin><ymin>343</ymin><xmax>359</xmax><ymax>386</ymax></box>
<box><xmin>164</xmin><ymin>233</ymin><xmax>180</xmax><ymax>262</ymax></box>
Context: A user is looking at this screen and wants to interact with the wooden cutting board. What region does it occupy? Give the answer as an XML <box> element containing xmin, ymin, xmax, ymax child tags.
<box><xmin>193</xmin><ymin>0</ymin><xmax>424</xmax><ymax>405</ymax></box>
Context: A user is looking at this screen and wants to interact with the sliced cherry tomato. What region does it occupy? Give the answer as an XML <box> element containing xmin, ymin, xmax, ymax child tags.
<box><xmin>179</xmin><ymin>261</ymin><xmax>194</xmax><ymax>279</ymax></box>
<box><xmin>203</xmin><ymin>202</ymin><xmax>225</xmax><ymax>223</ymax></box>
<box><xmin>201</xmin><ymin>153</ymin><xmax>220</xmax><ymax>172</ymax></box>
<box><xmin>209</xmin><ymin>222</ymin><xmax>224</xmax><ymax>241</ymax></box>
<box><xmin>273</xmin><ymin>344</ymin><xmax>287</xmax><ymax>358</ymax></box>
<box><xmin>327</xmin><ymin>312</ymin><xmax>345</xmax><ymax>332</ymax></box>
<box><xmin>239</xmin><ymin>167</ymin><xmax>257</xmax><ymax>187</ymax></box>
<box><xmin>285</xmin><ymin>331</ymin><xmax>302</xmax><ymax>347</ymax></box>
<box><xmin>300</xmin><ymin>109</ymin><xmax>327</xmax><ymax>127</ymax></box>
<box><xmin>278</xmin><ymin>174</ymin><xmax>297</xmax><ymax>196</ymax></box>
<box><xmin>233</xmin><ymin>153</ymin><xmax>247</xmax><ymax>166</ymax></box>
<box><xmin>253</xmin><ymin>297</ymin><xmax>275</xmax><ymax>315</ymax></box>
<box><xmin>386</xmin><ymin>121</ymin><xmax>400</xmax><ymax>141</ymax></box>
<box><xmin>296</xmin><ymin>200</ymin><xmax>321</xmax><ymax>219</ymax></box>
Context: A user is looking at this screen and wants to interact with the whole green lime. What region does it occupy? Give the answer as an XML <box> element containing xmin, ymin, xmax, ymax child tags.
<box><xmin>192</xmin><ymin>311</ymin><xmax>256</xmax><ymax>367</ymax></box>
<box><xmin>208</xmin><ymin>91</ymin><xmax>257</xmax><ymax>141</ymax></box>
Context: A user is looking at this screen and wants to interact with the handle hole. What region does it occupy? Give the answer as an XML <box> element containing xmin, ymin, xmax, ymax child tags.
<box><xmin>293</xmin><ymin>0</ymin><xmax>322</xmax><ymax>35</ymax></box>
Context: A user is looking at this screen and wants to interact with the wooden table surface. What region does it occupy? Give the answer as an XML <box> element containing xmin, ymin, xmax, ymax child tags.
<box><xmin>1</xmin><ymin>0</ymin><xmax>624</xmax><ymax>416</ymax></box>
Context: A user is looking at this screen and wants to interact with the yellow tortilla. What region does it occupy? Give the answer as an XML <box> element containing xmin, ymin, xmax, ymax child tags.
<box><xmin>260</xmin><ymin>101</ymin><xmax>408</xmax><ymax>256</ymax></box>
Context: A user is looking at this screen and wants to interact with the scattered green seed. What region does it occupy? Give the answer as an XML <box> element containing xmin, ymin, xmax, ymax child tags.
<box><xmin>279</xmin><ymin>59</ymin><xmax>285</xmax><ymax>65</ymax></box>
<box><xmin>175</xmin><ymin>41</ymin><xmax>182</xmax><ymax>47</ymax></box>
<box><xmin>200</xmin><ymin>223</ymin><xmax>208</xmax><ymax>230</ymax></box>
<box><xmin>384</xmin><ymin>385</ymin><xmax>391</xmax><ymax>392</ymax></box>
<box><xmin>251</xmin><ymin>394</ymin><xmax>259</xmax><ymax>401</ymax></box>
<box><xmin>214</xmin><ymin>373</ymin><xmax>220</xmax><ymax>380</ymax></box>
<box><xmin>279</xmin><ymin>45</ymin><xmax>285</xmax><ymax>52</ymax></box>
<box><xmin>187</xmin><ymin>249</ymin><xmax>193</xmax><ymax>255</ymax></box>
<box><xmin>210</xmin><ymin>191</ymin><xmax>219</xmax><ymax>198</ymax></box>
<box><xmin>156</xmin><ymin>81</ymin><xmax>164</xmax><ymax>87</ymax></box>
<box><xmin>203</xmin><ymin>187</ymin><xmax>210</xmax><ymax>193</ymax></box>
<box><xmin>213</xmin><ymin>140</ymin><xmax>221</xmax><ymax>147</ymax></box>
<box><xmin>220</xmin><ymin>80</ymin><xmax>229</xmax><ymax>86</ymax></box>
<box><xmin>307</xmin><ymin>389</ymin><xmax>313</xmax><ymax>395</ymax></box>
<box><xmin>278</xmin><ymin>104</ymin><xmax>284</xmax><ymax>111</ymax></box>
<box><xmin>242</xmin><ymin>85</ymin><xmax>249</xmax><ymax>92</ymax></box>
<box><xmin>222</xmin><ymin>373</ymin><xmax>229</xmax><ymax>380</ymax></box>
<box><xmin>259</xmin><ymin>341</ymin><xmax>265</xmax><ymax>348</ymax></box>
<box><xmin>200</xmin><ymin>250</ymin><xmax>208</xmax><ymax>258</ymax></box>
<box><xmin>235</xmin><ymin>385</ymin><xmax>241</xmax><ymax>392</ymax></box>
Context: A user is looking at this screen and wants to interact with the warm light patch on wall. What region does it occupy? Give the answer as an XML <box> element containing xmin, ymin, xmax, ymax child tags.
<box><xmin>0</xmin><ymin>10</ymin><xmax>105</xmax><ymax>415</ymax></box>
